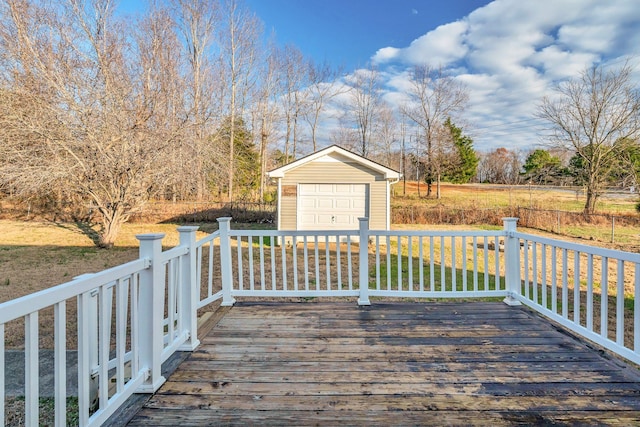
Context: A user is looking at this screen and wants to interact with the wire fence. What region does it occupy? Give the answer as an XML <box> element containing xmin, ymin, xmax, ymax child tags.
<box><xmin>391</xmin><ymin>205</ymin><xmax>514</xmax><ymax>227</ymax></box>
<box><xmin>516</xmin><ymin>206</ymin><xmax>640</xmax><ymax>244</ymax></box>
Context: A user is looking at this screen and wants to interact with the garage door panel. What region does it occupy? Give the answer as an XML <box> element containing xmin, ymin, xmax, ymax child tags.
<box><xmin>335</xmin><ymin>199</ymin><xmax>351</xmax><ymax>209</ymax></box>
<box><xmin>298</xmin><ymin>183</ymin><xmax>368</xmax><ymax>231</ymax></box>
<box><xmin>353</xmin><ymin>199</ymin><xmax>366</xmax><ymax>209</ymax></box>
<box><xmin>334</xmin><ymin>214</ymin><xmax>353</xmax><ymax>226</ymax></box>
<box><xmin>301</xmin><ymin>213</ymin><xmax>317</xmax><ymax>225</ymax></box>
<box><xmin>299</xmin><ymin>184</ymin><xmax>315</xmax><ymax>195</ymax></box>
<box><xmin>316</xmin><ymin>214</ymin><xmax>334</xmax><ymax>226</ymax></box>
<box><xmin>317</xmin><ymin>184</ymin><xmax>334</xmax><ymax>193</ymax></box>
<box><xmin>317</xmin><ymin>198</ymin><xmax>334</xmax><ymax>209</ymax></box>
<box><xmin>300</xmin><ymin>198</ymin><xmax>317</xmax><ymax>209</ymax></box>
<box><xmin>335</xmin><ymin>184</ymin><xmax>351</xmax><ymax>193</ymax></box>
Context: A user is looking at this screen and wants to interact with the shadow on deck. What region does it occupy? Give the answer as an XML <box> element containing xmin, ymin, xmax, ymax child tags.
<box><xmin>125</xmin><ymin>302</ymin><xmax>640</xmax><ymax>426</ymax></box>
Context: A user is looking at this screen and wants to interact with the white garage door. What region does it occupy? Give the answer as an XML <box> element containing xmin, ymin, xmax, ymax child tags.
<box><xmin>298</xmin><ymin>183</ymin><xmax>367</xmax><ymax>230</ymax></box>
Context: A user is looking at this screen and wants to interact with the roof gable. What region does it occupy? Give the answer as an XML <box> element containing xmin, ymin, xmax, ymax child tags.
<box><xmin>267</xmin><ymin>145</ymin><xmax>401</xmax><ymax>180</ymax></box>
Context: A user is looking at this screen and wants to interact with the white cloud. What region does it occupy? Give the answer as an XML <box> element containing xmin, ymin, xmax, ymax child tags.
<box><xmin>366</xmin><ymin>0</ymin><xmax>640</xmax><ymax>152</ymax></box>
<box><xmin>529</xmin><ymin>46</ymin><xmax>597</xmax><ymax>80</ymax></box>
<box><xmin>372</xmin><ymin>21</ymin><xmax>468</xmax><ymax>67</ymax></box>
<box><xmin>372</xmin><ymin>47</ymin><xmax>400</xmax><ymax>63</ymax></box>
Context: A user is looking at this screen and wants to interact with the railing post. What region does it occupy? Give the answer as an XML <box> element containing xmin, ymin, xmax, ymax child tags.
<box><xmin>135</xmin><ymin>233</ymin><xmax>167</xmax><ymax>393</ymax></box>
<box><xmin>74</xmin><ymin>273</ymin><xmax>99</xmax><ymax>410</ymax></box>
<box><xmin>358</xmin><ymin>217</ymin><xmax>371</xmax><ymax>306</ymax></box>
<box><xmin>177</xmin><ymin>226</ymin><xmax>201</xmax><ymax>351</ymax></box>
<box><xmin>502</xmin><ymin>217</ymin><xmax>522</xmax><ymax>306</ymax></box>
<box><xmin>218</xmin><ymin>217</ymin><xmax>236</xmax><ymax>307</ymax></box>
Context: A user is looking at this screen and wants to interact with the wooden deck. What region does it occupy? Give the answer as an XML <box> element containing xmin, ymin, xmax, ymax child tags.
<box><xmin>127</xmin><ymin>302</ymin><xmax>640</xmax><ymax>426</ymax></box>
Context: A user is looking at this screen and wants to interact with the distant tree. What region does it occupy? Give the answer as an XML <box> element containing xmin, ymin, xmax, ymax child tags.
<box><xmin>477</xmin><ymin>148</ymin><xmax>522</xmax><ymax>184</ymax></box>
<box><xmin>277</xmin><ymin>45</ymin><xmax>308</xmax><ymax>159</ymax></box>
<box><xmin>537</xmin><ymin>63</ymin><xmax>640</xmax><ymax>214</ymax></box>
<box><xmin>614</xmin><ymin>139</ymin><xmax>640</xmax><ymax>190</ymax></box>
<box><xmin>567</xmin><ymin>153</ymin><xmax>589</xmax><ymax>186</ymax></box>
<box><xmin>401</xmin><ymin>65</ymin><xmax>469</xmax><ymax>197</ymax></box>
<box><xmin>212</xmin><ymin>117</ymin><xmax>259</xmax><ymax>200</ymax></box>
<box><xmin>522</xmin><ymin>149</ymin><xmax>564</xmax><ymax>185</ymax></box>
<box><xmin>169</xmin><ymin>0</ymin><xmax>221</xmax><ymax>201</ymax></box>
<box><xmin>253</xmin><ymin>41</ymin><xmax>283</xmax><ymax>204</ymax></box>
<box><xmin>217</xmin><ymin>0</ymin><xmax>262</xmax><ymax>201</ymax></box>
<box><xmin>302</xmin><ymin>60</ymin><xmax>345</xmax><ymax>152</ymax></box>
<box><xmin>344</xmin><ymin>65</ymin><xmax>384</xmax><ymax>157</ymax></box>
<box><xmin>376</xmin><ymin>104</ymin><xmax>400</xmax><ymax>168</ymax></box>
<box><xmin>271</xmin><ymin>149</ymin><xmax>295</xmax><ymax>167</ymax></box>
<box><xmin>441</xmin><ymin>118</ymin><xmax>478</xmax><ymax>184</ymax></box>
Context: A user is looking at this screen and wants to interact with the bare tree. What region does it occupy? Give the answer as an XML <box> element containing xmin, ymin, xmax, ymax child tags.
<box><xmin>477</xmin><ymin>148</ymin><xmax>522</xmax><ymax>184</ymax></box>
<box><xmin>401</xmin><ymin>65</ymin><xmax>468</xmax><ymax>197</ymax></box>
<box><xmin>538</xmin><ymin>63</ymin><xmax>640</xmax><ymax>214</ymax></box>
<box><xmin>277</xmin><ymin>45</ymin><xmax>307</xmax><ymax>160</ymax></box>
<box><xmin>344</xmin><ymin>65</ymin><xmax>383</xmax><ymax>157</ymax></box>
<box><xmin>301</xmin><ymin>60</ymin><xmax>345</xmax><ymax>152</ymax></box>
<box><xmin>0</xmin><ymin>0</ymin><xmax>188</xmax><ymax>247</ymax></box>
<box><xmin>376</xmin><ymin>104</ymin><xmax>400</xmax><ymax>167</ymax></box>
<box><xmin>253</xmin><ymin>41</ymin><xmax>283</xmax><ymax>201</ymax></box>
<box><xmin>170</xmin><ymin>0</ymin><xmax>220</xmax><ymax>201</ymax></box>
<box><xmin>217</xmin><ymin>0</ymin><xmax>262</xmax><ymax>201</ymax></box>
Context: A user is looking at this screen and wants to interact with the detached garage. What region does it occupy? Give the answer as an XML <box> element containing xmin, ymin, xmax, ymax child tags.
<box><xmin>267</xmin><ymin>145</ymin><xmax>401</xmax><ymax>233</ymax></box>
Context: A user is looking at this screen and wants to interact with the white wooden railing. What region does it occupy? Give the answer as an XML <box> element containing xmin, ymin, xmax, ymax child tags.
<box><xmin>2</xmin><ymin>217</ymin><xmax>639</xmax><ymax>426</ymax></box>
<box><xmin>0</xmin><ymin>228</ymin><xmax>201</xmax><ymax>427</ymax></box>
<box><xmin>507</xmin><ymin>219</ymin><xmax>640</xmax><ymax>365</ymax></box>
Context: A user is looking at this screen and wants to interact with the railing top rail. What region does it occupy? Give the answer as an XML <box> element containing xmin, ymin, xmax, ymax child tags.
<box><xmin>226</xmin><ymin>228</ymin><xmax>504</xmax><ymax>238</ymax></box>
<box><xmin>513</xmin><ymin>231</ymin><xmax>640</xmax><ymax>263</ymax></box>
<box><xmin>195</xmin><ymin>229</ymin><xmax>220</xmax><ymax>247</ymax></box>
<box><xmin>159</xmin><ymin>245</ymin><xmax>189</xmax><ymax>264</ymax></box>
<box><xmin>370</xmin><ymin>229</ymin><xmax>504</xmax><ymax>238</ymax></box>
<box><xmin>229</xmin><ymin>229</ymin><xmax>359</xmax><ymax>237</ymax></box>
<box><xmin>0</xmin><ymin>258</ymin><xmax>148</xmax><ymax>324</ymax></box>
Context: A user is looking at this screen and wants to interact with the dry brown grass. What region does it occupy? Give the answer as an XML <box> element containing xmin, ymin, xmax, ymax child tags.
<box><xmin>0</xmin><ymin>220</ymin><xmax>219</xmax><ymax>352</ymax></box>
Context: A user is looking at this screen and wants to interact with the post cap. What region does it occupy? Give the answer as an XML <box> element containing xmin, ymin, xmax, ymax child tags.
<box><xmin>135</xmin><ymin>233</ymin><xmax>166</xmax><ymax>241</ymax></box>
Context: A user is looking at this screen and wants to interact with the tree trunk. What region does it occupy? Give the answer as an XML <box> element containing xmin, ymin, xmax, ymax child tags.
<box><xmin>436</xmin><ymin>174</ymin><xmax>441</xmax><ymax>199</ymax></box>
<box><xmin>259</xmin><ymin>119</ymin><xmax>267</xmax><ymax>202</ymax></box>
<box><xmin>584</xmin><ymin>185</ymin><xmax>598</xmax><ymax>215</ymax></box>
<box><xmin>98</xmin><ymin>206</ymin><xmax>125</xmax><ymax>248</ymax></box>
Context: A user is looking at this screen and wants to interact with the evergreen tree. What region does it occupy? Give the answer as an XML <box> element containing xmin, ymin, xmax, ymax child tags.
<box><xmin>522</xmin><ymin>149</ymin><xmax>564</xmax><ymax>184</ymax></box>
<box><xmin>213</xmin><ymin>116</ymin><xmax>260</xmax><ymax>200</ymax></box>
<box><xmin>442</xmin><ymin>118</ymin><xmax>478</xmax><ymax>183</ymax></box>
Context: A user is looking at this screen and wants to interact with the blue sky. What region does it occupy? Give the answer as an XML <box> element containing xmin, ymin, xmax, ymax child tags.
<box><xmin>245</xmin><ymin>0</ymin><xmax>640</xmax><ymax>153</ymax></box>
<box><xmin>119</xmin><ymin>0</ymin><xmax>640</xmax><ymax>153</ymax></box>
<box><xmin>245</xmin><ymin>0</ymin><xmax>490</xmax><ymax>71</ymax></box>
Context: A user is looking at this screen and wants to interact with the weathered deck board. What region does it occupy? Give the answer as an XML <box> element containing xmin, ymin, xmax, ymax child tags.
<box><xmin>127</xmin><ymin>302</ymin><xmax>640</xmax><ymax>426</ymax></box>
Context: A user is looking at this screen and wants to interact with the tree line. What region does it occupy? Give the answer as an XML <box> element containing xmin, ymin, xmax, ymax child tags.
<box><xmin>0</xmin><ymin>0</ymin><xmax>638</xmax><ymax>247</ymax></box>
<box><xmin>0</xmin><ymin>0</ymin><xmax>478</xmax><ymax>246</ymax></box>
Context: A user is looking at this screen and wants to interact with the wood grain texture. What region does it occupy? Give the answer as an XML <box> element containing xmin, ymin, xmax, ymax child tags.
<box><xmin>127</xmin><ymin>302</ymin><xmax>640</xmax><ymax>426</ymax></box>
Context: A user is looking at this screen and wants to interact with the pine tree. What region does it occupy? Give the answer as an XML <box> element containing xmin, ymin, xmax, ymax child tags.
<box><xmin>443</xmin><ymin>118</ymin><xmax>478</xmax><ymax>183</ymax></box>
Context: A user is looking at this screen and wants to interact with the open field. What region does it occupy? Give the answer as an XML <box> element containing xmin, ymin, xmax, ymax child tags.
<box><xmin>2</xmin><ymin>179</ymin><xmax>639</xmax><ymax>303</ymax></box>
<box><xmin>392</xmin><ymin>182</ymin><xmax>638</xmax><ymax>215</ymax></box>
<box><xmin>392</xmin><ymin>182</ymin><xmax>640</xmax><ymax>251</ymax></box>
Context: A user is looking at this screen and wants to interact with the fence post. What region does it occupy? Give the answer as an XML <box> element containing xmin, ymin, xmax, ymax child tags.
<box><xmin>177</xmin><ymin>226</ymin><xmax>201</xmax><ymax>351</ymax></box>
<box><xmin>135</xmin><ymin>233</ymin><xmax>167</xmax><ymax>393</ymax></box>
<box><xmin>502</xmin><ymin>218</ymin><xmax>522</xmax><ymax>306</ymax></box>
<box><xmin>218</xmin><ymin>217</ymin><xmax>236</xmax><ymax>307</ymax></box>
<box><xmin>73</xmin><ymin>273</ymin><xmax>100</xmax><ymax>409</ymax></box>
<box><xmin>611</xmin><ymin>216</ymin><xmax>615</xmax><ymax>243</ymax></box>
<box><xmin>358</xmin><ymin>217</ymin><xmax>371</xmax><ymax>306</ymax></box>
